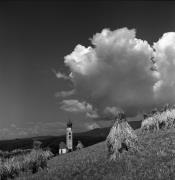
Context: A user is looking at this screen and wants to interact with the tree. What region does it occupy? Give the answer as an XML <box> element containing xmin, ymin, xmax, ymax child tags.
<box><xmin>33</xmin><ymin>140</ymin><xmax>42</xmax><ymax>150</ymax></box>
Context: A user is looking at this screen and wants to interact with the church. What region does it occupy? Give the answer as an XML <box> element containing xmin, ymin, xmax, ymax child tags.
<box><xmin>59</xmin><ymin>120</ymin><xmax>73</xmax><ymax>154</ymax></box>
<box><xmin>66</xmin><ymin>120</ymin><xmax>73</xmax><ymax>152</ymax></box>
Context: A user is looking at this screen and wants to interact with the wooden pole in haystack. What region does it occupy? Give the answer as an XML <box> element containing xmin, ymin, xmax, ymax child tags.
<box><xmin>106</xmin><ymin>112</ymin><xmax>138</xmax><ymax>160</ymax></box>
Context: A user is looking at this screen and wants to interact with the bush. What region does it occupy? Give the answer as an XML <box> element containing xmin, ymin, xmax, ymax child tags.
<box><xmin>0</xmin><ymin>149</ymin><xmax>53</xmax><ymax>179</ymax></box>
<box><xmin>0</xmin><ymin>149</ymin><xmax>31</xmax><ymax>159</ymax></box>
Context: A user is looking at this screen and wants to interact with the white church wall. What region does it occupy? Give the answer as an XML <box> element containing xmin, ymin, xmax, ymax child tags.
<box><xmin>59</xmin><ymin>148</ymin><xmax>67</xmax><ymax>154</ymax></box>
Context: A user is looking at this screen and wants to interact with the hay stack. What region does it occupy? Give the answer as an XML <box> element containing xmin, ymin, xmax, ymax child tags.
<box><xmin>141</xmin><ymin>108</ymin><xmax>175</xmax><ymax>131</ymax></box>
<box><xmin>106</xmin><ymin>112</ymin><xmax>138</xmax><ymax>160</ymax></box>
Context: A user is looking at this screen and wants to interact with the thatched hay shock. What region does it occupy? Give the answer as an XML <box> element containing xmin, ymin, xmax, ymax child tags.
<box><xmin>141</xmin><ymin>109</ymin><xmax>175</xmax><ymax>132</ymax></box>
<box><xmin>106</xmin><ymin>112</ymin><xmax>138</xmax><ymax>160</ymax></box>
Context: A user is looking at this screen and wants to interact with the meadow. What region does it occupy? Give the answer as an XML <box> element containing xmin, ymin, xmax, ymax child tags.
<box><xmin>2</xmin><ymin>106</ymin><xmax>175</xmax><ymax>179</ymax></box>
<box><xmin>14</xmin><ymin>128</ymin><xmax>175</xmax><ymax>180</ymax></box>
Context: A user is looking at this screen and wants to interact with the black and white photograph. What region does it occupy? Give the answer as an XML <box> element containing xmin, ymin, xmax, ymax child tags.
<box><xmin>0</xmin><ymin>1</ymin><xmax>175</xmax><ymax>179</ymax></box>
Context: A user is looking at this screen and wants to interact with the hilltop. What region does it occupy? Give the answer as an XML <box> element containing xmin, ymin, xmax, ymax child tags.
<box><xmin>16</xmin><ymin>128</ymin><xmax>175</xmax><ymax>180</ymax></box>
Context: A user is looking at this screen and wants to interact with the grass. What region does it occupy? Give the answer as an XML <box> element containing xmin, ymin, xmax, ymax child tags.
<box><xmin>0</xmin><ymin>149</ymin><xmax>53</xmax><ymax>180</ymax></box>
<box><xmin>15</xmin><ymin>128</ymin><xmax>175</xmax><ymax>180</ymax></box>
<box><xmin>0</xmin><ymin>149</ymin><xmax>31</xmax><ymax>159</ymax></box>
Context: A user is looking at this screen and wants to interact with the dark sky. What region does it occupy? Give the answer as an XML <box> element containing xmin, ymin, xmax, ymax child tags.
<box><xmin>0</xmin><ymin>1</ymin><xmax>175</xmax><ymax>139</ymax></box>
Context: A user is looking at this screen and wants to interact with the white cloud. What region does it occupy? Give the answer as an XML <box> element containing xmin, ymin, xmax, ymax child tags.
<box><xmin>52</xmin><ymin>68</ymin><xmax>70</xmax><ymax>80</ymax></box>
<box><xmin>153</xmin><ymin>32</ymin><xmax>175</xmax><ymax>103</ymax></box>
<box><xmin>56</xmin><ymin>72</ymin><xmax>69</xmax><ymax>80</ymax></box>
<box><xmin>104</xmin><ymin>106</ymin><xmax>124</xmax><ymax>116</ymax></box>
<box><xmin>55</xmin><ymin>89</ymin><xmax>75</xmax><ymax>98</ymax></box>
<box><xmin>85</xmin><ymin>122</ymin><xmax>100</xmax><ymax>130</ymax></box>
<box><xmin>86</xmin><ymin>111</ymin><xmax>99</xmax><ymax>119</ymax></box>
<box><xmin>64</xmin><ymin>45</ymin><xmax>98</xmax><ymax>76</ymax></box>
<box><xmin>58</xmin><ymin>28</ymin><xmax>175</xmax><ymax>117</ymax></box>
<box><xmin>60</xmin><ymin>99</ymin><xmax>99</xmax><ymax>119</ymax></box>
<box><xmin>63</xmin><ymin>27</ymin><xmax>157</xmax><ymax>115</ymax></box>
<box><xmin>60</xmin><ymin>99</ymin><xmax>87</xmax><ymax>112</ymax></box>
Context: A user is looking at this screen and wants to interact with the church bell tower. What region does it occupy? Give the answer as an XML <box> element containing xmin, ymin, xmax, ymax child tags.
<box><xmin>66</xmin><ymin>120</ymin><xmax>73</xmax><ymax>152</ymax></box>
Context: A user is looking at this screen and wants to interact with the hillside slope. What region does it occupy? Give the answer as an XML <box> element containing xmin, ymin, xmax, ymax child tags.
<box><xmin>17</xmin><ymin>128</ymin><xmax>175</xmax><ymax>180</ymax></box>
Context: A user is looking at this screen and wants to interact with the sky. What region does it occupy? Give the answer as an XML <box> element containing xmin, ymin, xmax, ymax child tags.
<box><xmin>0</xmin><ymin>1</ymin><xmax>175</xmax><ymax>139</ymax></box>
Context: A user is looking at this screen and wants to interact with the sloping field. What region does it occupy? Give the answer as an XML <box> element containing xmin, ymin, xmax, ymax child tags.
<box><xmin>17</xmin><ymin>128</ymin><xmax>175</xmax><ymax>180</ymax></box>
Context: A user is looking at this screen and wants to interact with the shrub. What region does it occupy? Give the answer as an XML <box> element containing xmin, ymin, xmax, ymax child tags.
<box><xmin>0</xmin><ymin>149</ymin><xmax>53</xmax><ymax>179</ymax></box>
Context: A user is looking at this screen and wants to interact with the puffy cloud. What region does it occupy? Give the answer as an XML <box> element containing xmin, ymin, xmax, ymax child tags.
<box><xmin>60</xmin><ymin>99</ymin><xmax>88</xmax><ymax>112</ymax></box>
<box><xmin>92</xmin><ymin>106</ymin><xmax>124</xmax><ymax>121</ymax></box>
<box><xmin>56</xmin><ymin>72</ymin><xmax>69</xmax><ymax>79</ymax></box>
<box><xmin>60</xmin><ymin>99</ymin><xmax>99</xmax><ymax>118</ymax></box>
<box><xmin>55</xmin><ymin>89</ymin><xmax>75</xmax><ymax>98</ymax></box>
<box><xmin>85</xmin><ymin>122</ymin><xmax>100</xmax><ymax>130</ymax></box>
<box><xmin>104</xmin><ymin>106</ymin><xmax>124</xmax><ymax>116</ymax></box>
<box><xmin>63</xmin><ymin>28</ymin><xmax>157</xmax><ymax>116</ymax></box>
<box><xmin>65</xmin><ymin>45</ymin><xmax>98</xmax><ymax>76</ymax></box>
<box><xmin>153</xmin><ymin>32</ymin><xmax>175</xmax><ymax>103</ymax></box>
<box><xmin>86</xmin><ymin>111</ymin><xmax>99</xmax><ymax>119</ymax></box>
<box><xmin>58</xmin><ymin>28</ymin><xmax>175</xmax><ymax>118</ymax></box>
<box><xmin>52</xmin><ymin>69</ymin><xmax>70</xmax><ymax>80</ymax></box>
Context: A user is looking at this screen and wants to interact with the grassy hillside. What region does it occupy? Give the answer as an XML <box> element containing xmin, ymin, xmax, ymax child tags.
<box><xmin>16</xmin><ymin>128</ymin><xmax>175</xmax><ymax>180</ymax></box>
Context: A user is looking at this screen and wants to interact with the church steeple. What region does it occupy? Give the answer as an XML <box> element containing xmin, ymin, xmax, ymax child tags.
<box><xmin>66</xmin><ymin>119</ymin><xmax>73</xmax><ymax>152</ymax></box>
<box><xmin>67</xmin><ymin>119</ymin><xmax>72</xmax><ymax>128</ymax></box>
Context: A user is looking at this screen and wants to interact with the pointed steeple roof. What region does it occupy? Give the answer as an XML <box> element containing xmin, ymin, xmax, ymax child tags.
<box><xmin>67</xmin><ymin>119</ymin><xmax>72</xmax><ymax>127</ymax></box>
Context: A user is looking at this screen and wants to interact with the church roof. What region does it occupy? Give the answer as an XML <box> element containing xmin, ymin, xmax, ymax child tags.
<box><xmin>67</xmin><ymin>120</ymin><xmax>72</xmax><ymax>127</ymax></box>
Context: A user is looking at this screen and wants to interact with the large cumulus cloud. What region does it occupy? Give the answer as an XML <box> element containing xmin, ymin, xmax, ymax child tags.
<box><xmin>153</xmin><ymin>32</ymin><xmax>175</xmax><ymax>104</ymax></box>
<box><xmin>63</xmin><ymin>28</ymin><xmax>157</xmax><ymax>115</ymax></box>
<box><xmin>57</xmin><ymin>27</ymin><xmax>175</xmax><ymax>117</ymax></box>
